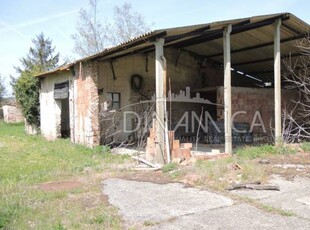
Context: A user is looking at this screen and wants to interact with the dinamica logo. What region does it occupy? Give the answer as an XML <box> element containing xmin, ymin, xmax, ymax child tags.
<box><xmin>100</xmin><ymin>86</ymin><xmax>268</xmax><ymax>145</ymax></box>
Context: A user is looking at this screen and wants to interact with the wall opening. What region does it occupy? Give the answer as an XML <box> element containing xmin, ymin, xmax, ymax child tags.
<box><xmin>54</xmin><ymin>81</ymin><xmax>70</xmax><ymax>138</ymax></box>
<box><xmin>60</xmin><ymin>98</ymin><xmax>70</xmax><ymax>138</ymax></box>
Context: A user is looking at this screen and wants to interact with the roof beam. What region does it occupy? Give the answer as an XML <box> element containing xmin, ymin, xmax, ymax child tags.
<box><xmin>206</xmin><ymin>33</ymin><xmax>307</xmax><ymax>58</ymax></box>
<box><xmin>234</xmin><ymin>52</ymin><xmax>302</xmax><ymax>66</ymax></box>
<box><xmin>165</xmin><ymin>25</ymin><xmax>211</xmax><ymax>42</ymax></box>
<box><xmin>282</xmin><ymin>23</ymin><xmax>303</xmax><ymax>35</ymax></box>
<box><xmin>248</xmin><ymin>69</ymin><xmax>274</xmax><ymax>75</ymax></box>
<box><xmin>170</xmin><ymin>15</ymin><xmax>289</xmax><ymax>48</ymax></box>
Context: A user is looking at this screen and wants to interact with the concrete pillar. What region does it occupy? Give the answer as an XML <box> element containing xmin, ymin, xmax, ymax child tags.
<box><xmin>274</xmin><ymin>19</ymin><xmax>282</xmax><ymax>145</ymax></box>
<box><xmin>154</xmin><ymin>38</ymin><xmax>165</xmax><ymax>164</ymax></box>
<box><xmin>223</xmin><ymin>25</ymin><xmax>232</xmax><ymax>154</ymax></box>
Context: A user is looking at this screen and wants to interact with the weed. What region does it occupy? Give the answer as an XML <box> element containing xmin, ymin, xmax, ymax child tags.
<box><xmin>301</xmin><ymin>142</ymin><xmax>310</xmax><ymax>152</ymax></box>
<box><xmin>235</xmin><ymin>144</ymin><xmax>276</xmax><ymax>159</ymax></box>
<box><xmin>53</xmin><ymin>222</ymin><xmax>67</xmax><ymax>230</ymax></box>
<box><xmin>162</xmin><ymin>163</ymin><xmax>177</xmax><ymax>173</ymax></box>
<box><xmin>143</xmin><ymin>221</ymin><xmax>155</xmax><ymax>226</ymax></box>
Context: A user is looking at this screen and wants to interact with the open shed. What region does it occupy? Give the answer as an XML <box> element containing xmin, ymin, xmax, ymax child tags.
<box><xmin>37</xmin><ymin>13</ymin><xmax>310</xmax><ymax>164</ymax></box>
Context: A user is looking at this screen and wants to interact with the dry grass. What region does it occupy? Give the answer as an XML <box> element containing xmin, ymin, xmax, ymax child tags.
<box><xmin>182</xmin><ymin>157</ymin><xmax>268</xmax><ymax>190</ymax></box>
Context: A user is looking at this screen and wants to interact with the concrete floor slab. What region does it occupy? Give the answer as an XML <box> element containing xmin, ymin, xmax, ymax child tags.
<box><xmin>150</xmin><ymin>204</ymin><xmax>310</xmax><ymax>230</ymax></box>
<box><xmin>102</xmin><ymin>178</ymin><xmax>233</xmax><ymax>223</ymax></box>
<box><xmin>103</xmin><ymin>178</ymin><xmax>310</xmax><ymax>229</ymax></box>
<box><xmin>231</xmin><ymin>175</ymin><xmax>310</xmax><ymax>219</ymax></box>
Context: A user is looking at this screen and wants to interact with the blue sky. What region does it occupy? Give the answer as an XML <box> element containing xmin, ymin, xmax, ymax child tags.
<box><xmin>0</xmin><ymin>0</ymin><xmax>309</xmax><ymax>96</ymax></box>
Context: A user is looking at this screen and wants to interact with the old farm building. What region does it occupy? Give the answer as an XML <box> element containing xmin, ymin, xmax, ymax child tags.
<box><xmin>37</xmin><ymin>13</ymin><xmax>309</xmax><ymax>163</ymax></box>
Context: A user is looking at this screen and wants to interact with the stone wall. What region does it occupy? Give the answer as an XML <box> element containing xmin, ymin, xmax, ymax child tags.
<box><xmin>2</xmin><ymin>105</ymin><xmax>24</xmax><ymax>123</ymax></box>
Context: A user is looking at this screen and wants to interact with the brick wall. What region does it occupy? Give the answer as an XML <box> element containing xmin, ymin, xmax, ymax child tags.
<box><xmin>73</xmin><ymin>61</ymin><xmax>100</xmax><ymax>147</ymax></box>
<box><xmin>216</xmin><ymin>86</ymin><xmax>299</xmax><ymax>135</ymax></box>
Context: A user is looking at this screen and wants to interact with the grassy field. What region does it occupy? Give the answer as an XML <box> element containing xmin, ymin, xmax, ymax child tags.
<box><xmin>0</xmin><ymin>121</ymin><xmax>130</xmax><ymax>229</ymax></box>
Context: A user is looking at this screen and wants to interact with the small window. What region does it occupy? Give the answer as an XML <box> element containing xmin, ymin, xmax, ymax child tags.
<box><xmin>54</xmin><ymin>81</ymin><xmax>69</xmax><ymax>99</ymax></box>
<box><xmin>107</xmin><ymin>92</ymin><xmax>120</xmax><ymax>110</ymax></box>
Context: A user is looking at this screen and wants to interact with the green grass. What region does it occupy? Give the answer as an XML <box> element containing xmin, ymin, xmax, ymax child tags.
<box><xmin>235</xmin><ymin>144</ymin><xmax>276</xmax><ymax>159</ymax></box>
<box><xmin>162</xmin><ymin>162</ymin><xmax>177</xmax><ymax>173</ymax></box>
<box><xmin>0</xmin><ymin>121</ymin><xmax>128</xmax><ymax>229</ymax></box>
<box><xmin>234</xmin><ymin>144</ymin><xmax>297</xmax><ymax>159</ymax></box>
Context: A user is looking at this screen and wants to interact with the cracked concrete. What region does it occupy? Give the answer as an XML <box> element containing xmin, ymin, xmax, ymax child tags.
<box><xmin>231</xmin><ymin>175</ymin><xmax>310</xmax><ymax>219</ymax></box>
<box><xmin>102</xmin><ymin>177</ymin><xmax>310</xmax><ymax>229</ymax></box>
<box><xmin>102</xmin><ymin>178</ymin><xmax>233</xmax><ymax>223</ymax></box>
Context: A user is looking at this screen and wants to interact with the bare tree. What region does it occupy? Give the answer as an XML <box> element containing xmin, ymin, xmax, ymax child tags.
<box><xmin>72</xmin><ymin>0</ymin><xmax>152</xmax><ymax>57</ymax></box>
<box><xmin>98</xmin><ymin>97</ymin><xmax>155</xmax><ymax>150</ymax></box>
<box><xmin>72</xmin><ymin>0</ymin><xmax>106</xmax><ymax>57</ymax></box>
<box><xmin>105</xmin><ymin>2</ymin><xmax>152</xmax><ymax>46</ymax></box>
<box><xmin>282</xmin><ymin>36</ymin><xmax>310</xmax><ymax>142</ymax></box>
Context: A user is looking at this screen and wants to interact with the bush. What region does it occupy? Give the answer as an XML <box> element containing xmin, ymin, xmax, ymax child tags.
<box><xmin>13</xmin><ymin>68</ymin><xmax>40</xmax><ymax>126</ymax></box>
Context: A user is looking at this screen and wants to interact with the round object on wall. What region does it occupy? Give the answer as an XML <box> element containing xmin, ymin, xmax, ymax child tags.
<box><xmin>131</xmin><ymin>74</ymin><xmax>144</xmax><ymax>92</ymax></box>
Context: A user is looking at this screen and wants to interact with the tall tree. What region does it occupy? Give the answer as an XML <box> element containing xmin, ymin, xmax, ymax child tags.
<box><xmin>72</xmin><ymin>0</ymin><xmax>151</xmax><ymax>57</ymax></box>
<box><xmin>15</xmin><ymin>33</ymin><xmax>59</xmax><ymax>73</ymax></box>
<box><xmin>13</xmin><ymin>33</ymin><xmax>60</xmax><ymax>126</ymax></box>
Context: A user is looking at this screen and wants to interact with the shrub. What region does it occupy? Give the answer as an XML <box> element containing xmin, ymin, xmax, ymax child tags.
<box><xmin>13</xmin><ymin>68</ymin><xmax>40</xmax><ymax>126</ymax></box>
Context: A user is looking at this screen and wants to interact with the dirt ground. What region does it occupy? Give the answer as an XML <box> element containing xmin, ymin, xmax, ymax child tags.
<box><xmin>36</xmin><ymin>151</ymin><xmax>310</xmax><ymax>194</ymax></box>
<box><xmin>35</xmin><ymin>151</ymin><xmax>310</xmax><ymax>229</ymax></box>
<box><xmin>262</xmin><ymin>152</ymin><xmax>310</xmax><ymax>179</ymax></box>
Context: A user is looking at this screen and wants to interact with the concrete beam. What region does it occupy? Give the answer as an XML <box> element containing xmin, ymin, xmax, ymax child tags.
<box><xmin>223</xmin><ymin>25</ymin><xmax>232</xmax><ymax>154</ymax></box>
<box><xmin>274</xmin><ymin>19</ymin><xmax>282</xmax><ymax>145</ymax></box>
<box><xmin>154</xmin><ymin>38</ymin><xmax>166</xmax><ymax>164</ymax></box>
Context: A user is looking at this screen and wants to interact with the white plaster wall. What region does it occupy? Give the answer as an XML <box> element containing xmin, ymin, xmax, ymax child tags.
<box><xmin>40</xmin><ymin>72</ymin><xmax>72</xmax><ymax>140</ymax></box>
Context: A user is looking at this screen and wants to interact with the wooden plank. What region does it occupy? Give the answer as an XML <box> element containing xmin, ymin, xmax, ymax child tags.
<box><xmin>132</xmin><ymin>156</ymin><xmax>162</xmax><ymax>168</ymax></box>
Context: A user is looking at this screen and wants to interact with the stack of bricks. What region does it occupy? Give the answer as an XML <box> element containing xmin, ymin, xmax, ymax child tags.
<box><xmin>146</xmin><ymin>120</ymin><xmax>192</xmax><ymax>162</ymax></box>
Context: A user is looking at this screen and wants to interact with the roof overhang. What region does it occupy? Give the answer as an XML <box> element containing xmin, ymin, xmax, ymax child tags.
<box><xmin>36</xmin><ymin>12</ymin><xmax>310</xmax><ymax>81</ymax></box>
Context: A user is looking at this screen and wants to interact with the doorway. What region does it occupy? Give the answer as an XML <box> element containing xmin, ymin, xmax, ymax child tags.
<box><xmin>60</xmin><ymin>98</ymin><xmax>70</xmax><ymax>138</ymax></box>
<box><xmin>54</xmin><ymin>81</ymin><xmax>70</xmax><ymax>138</ymax></box>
